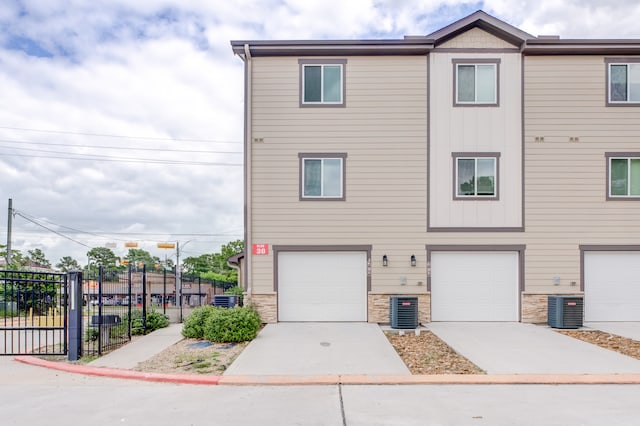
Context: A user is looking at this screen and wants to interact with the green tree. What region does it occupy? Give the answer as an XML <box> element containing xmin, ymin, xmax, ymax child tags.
<box><xmin>56</xmin><ymin>256</ymin><xmax>81</xmax><ymax>272</ymax></box>
<box><xmin>26</xmin><ymin>248</ymin><xmax>51</xmax><ymax>269</ymax></box>
<box><xmin>182</xmin><ymin>240</ymin><xmax>244</xmax><ymax>282</ymax></box>
<box><xmin>125</xmin><ymin>248</ymin><xmax>158</xmax><ymax>271</ymax></box>
<box><xmin>0</xmin><ymin>245</ymin><xmax>27</xmax><ymax>269</ymax></box>
<box><xmin>87</xmin><ymin>247</ymin><xmax>119</xmax><ymax>269</ymax></box>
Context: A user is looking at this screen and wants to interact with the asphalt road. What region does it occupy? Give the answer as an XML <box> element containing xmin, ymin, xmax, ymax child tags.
<box><xmin>2</xmin><ymin>358</ymin><xmax>639</xmax><ymax>426</ymax></box>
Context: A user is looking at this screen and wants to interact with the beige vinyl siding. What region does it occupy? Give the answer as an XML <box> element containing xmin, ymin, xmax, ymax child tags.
<box><xmin>429</xmin><ymin>52</ymin><xmax>523</xmax><ymax>228</ymax></box>
<box><xmin>523</xmin><ymin>55</ymin><xmax>640</xmax><ymax>292</ymax></box>
<box><xmin>249</xmin><ymin>56</ymin><xmax>428</xmax><ymax>294</ymax></box>
<box><xmin>438</xmin><ymin>28</ymin><xmax>517</xmax><ymax>49</ymax></box>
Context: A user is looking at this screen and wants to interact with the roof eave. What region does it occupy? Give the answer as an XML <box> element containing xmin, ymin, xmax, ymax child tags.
<box><xmin>426</xmin><ymin>10</ymin><xmax>534</xmax><ymax>47</ymax></box>
<box><xmin>524</xmin><ymin>40</ymin><xmax>640</xmax><ymax>55</ymax></box>
<box><xmin>230</xmin><ymin>40</ymin><xmax>434</xmax><ymax>57</ymax></box>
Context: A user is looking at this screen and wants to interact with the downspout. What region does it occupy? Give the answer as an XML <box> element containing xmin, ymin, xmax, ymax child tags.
<box><xmin>242</xmin><ymin>44</ymin><xmax>253</xmax><ymax>303</ymax></box>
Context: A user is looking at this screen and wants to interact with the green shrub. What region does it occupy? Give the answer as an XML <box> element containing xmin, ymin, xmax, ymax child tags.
<box><xmin>126</xmin><ymin>310</ymin><xmax>170</xmax><ymax>335</ymax></box>
<box><xmin>203</xmin><ymin>306</ymin><xmax>261</xmax><ymax>343</ymax></box>
<box><xmin>86</xmin><ymin>327</ymin><xmax>99</xmax><ymax>342</ymax></box>
<box><xmin>182</xmin><ymin>306</ymin><xmax>218</xmax><ymax>339</ymax></box>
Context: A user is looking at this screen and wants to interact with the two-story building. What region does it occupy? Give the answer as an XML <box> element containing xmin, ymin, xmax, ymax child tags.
<box><xmin>231</xmin><ymin>10</ymin><xmax>640</xmax><ymax>324</ymax></box>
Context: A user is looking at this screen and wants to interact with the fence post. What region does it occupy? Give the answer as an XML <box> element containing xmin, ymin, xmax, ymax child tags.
<box><xmin>142</xmin><ymin>264</ymin><xmax>147</xmax><ymax>331</ymax></box>
<box><xmin>98</xmin><ymin>265</ymin><xmax>103</xmax><ymax>356</ymax></box>
<box><xmin>68</xmin><ymin>271</ymin><xmax>83</xmax><ymax>361</ymax></box>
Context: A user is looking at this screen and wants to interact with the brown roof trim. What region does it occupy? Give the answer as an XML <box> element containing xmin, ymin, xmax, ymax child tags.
<box><xmin>524</xmin><ymin>39</ymin><xmax>640</xmax><ymax>55</ymax></box>
<box><xmin>230</xmin><ymin>39</ymin><xmax>433</xmax><ymax>57</ymax></box>
<box><xmin>227</xmin><ymin>252</ymin><xmax>245</xmax><ymax>266</ymax></box>
<box><xmin>426</xmin><ymin>10</ymin><xmax>534</xmax><ymax>47</ymax></box>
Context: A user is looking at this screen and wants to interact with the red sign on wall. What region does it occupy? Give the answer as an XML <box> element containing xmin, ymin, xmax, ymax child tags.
<box><xmin>252</xmin><ymin>244</ymin><xmax>269</xmax><ymax>255</ymax></box>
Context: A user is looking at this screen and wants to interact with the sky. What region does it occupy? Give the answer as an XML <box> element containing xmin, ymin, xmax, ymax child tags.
<box><xmin>1</xmin><ymin>0</ymin><xmax>639</xmax><ymax>268</ymax></box>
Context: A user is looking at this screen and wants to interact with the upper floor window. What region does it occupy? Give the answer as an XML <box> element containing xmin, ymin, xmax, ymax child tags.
<box><xmin>607</xmin><ymin>153</ymin><xmax>640</xmax><ymax>199</ymax></box>
<box><xmin>607</xmin><ymin>60</ymin><xmax>640</xmax><ymax>105</ymax></box>
<box><xmin>299</xmin><ymin>59</ymin><xmax>346</xmax><ymax>107</ymax></box>
<box><xmin>453</xmin><ymin>59</ymin><xmax>500</xmax><ymax>106</ymax></box>
<box><xmin>453</xmin><ymin>153</ymin><xmax>500</xmax><ymax>199</ymax></box>
<box><xmin>299</xmin><ymin>153</ymin><xmax>346</xmax><ymax>200</ymax></box>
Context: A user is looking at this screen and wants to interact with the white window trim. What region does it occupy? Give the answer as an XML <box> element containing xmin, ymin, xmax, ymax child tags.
<box><xmin>299</xmin><ymin>153</ymin><xmax>346</xmax><ymax>200</ymax></box>
<box><xmin>301</xmin><ymin>64</ymin><xmax>344</xmax><ymax>105</ymax></box>
<box><xmin>608</xmin><ymin>156</ymin><xmax>640</xmax><ymax>199</ymax></box>
<box><xmin>454</xmin><ymin>62</ymin><xmax>499</xmax><ymax>106</ymax></box>
<box><xmin>452</xmin><ymin>153</ymin><xmax>500</xmax><ymax>200</ymax></box>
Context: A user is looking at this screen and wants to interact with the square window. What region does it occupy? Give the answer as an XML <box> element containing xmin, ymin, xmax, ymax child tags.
<box><xmin>607</xmin><ymin>61</ymin><xmax>640</xmax><ymax>104</ymax></box>
<box><xmin>608</xmin><ymin>155</ymin><xmax>640</xmax><ymax>198</ymax></box>
<box><xmin>300</xmin><ymin>154</ymin><xmax>346</xmax><ymax>200</ymax></box>
<box><xmin>300</xmin><ymin>61</ymin><xmax>345</xmax><ymax>106</ymax></box>
<box><xmin>453</xmin><ymin>154</ymin><xmax>499</xmax><ymax>199</ymax></box>
<box><xmin>454</xmin><ymin>60</ymin><xmax>499</xmax><ymax>105</ymax></box>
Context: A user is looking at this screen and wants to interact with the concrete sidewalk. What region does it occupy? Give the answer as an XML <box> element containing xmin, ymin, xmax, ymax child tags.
<box><xmin>88</xmin><ymin>323</ymin><xmax>184</xmax><ymax>369</ymax></box>
<box><xmin>224</xmin><ymin>322</ymin><xmax>410</xmax><ymax>375</ymax></box>
<box><xmin>428</xmin><ymin>322</ymin><xmax>640</xmax><ymax>374</ymax></box>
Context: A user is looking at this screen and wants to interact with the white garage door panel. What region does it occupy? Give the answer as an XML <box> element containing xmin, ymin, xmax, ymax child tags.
<box><xmin>584</xmin><ymin>252</ymin><xmax>640</xmax><ymax>322</ymax></box>
<box><xmin>431</xmin><ymin>252</ymin><xmax>519</xmax><ymax>321</ymax></box>
<box><xmin>278</xmin><ymin>252</ymin><xmax>367</xmax><ymax>322</ymax></box>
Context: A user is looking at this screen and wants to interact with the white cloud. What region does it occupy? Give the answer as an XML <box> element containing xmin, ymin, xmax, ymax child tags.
<box><xmin>1</xmin><ymin>0</ymin><xmax>639</xmax><ymax>266</ymax></box>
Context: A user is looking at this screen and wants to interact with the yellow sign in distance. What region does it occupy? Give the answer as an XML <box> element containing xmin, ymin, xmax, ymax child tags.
<box><xmin>157</xmin><ymin>243</ymin><xmax>176</xmax><ymax>249</ymax></box>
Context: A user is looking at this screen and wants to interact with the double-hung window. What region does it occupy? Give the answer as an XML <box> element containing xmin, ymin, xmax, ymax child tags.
<box><xmin>453</xmin><ymin>153</ymin><xmax>500</xmax><ymax>199</ymax></box>
<box><xmin>299</xmin><ymin>59</ymin><xmax>346</xmax><ymax>106</ymax></box>
<box><xmin>607</xmin><ymin>153</ymin><xmax>640</xmax><ymax>199</ymax></box>
<box><xmin>453</xmin><ymin>59</ymin><xmax>499</xmax><ymax>106</ymax></box>
<box><xmin>299</xmin><ymin>153</ymin><xmax>346</xmax><ymax>200</ymax></box>
<box><xmin>607</xmin><ymin>59</ymin><xmax>640</xmax><ymax>105</ymax></box>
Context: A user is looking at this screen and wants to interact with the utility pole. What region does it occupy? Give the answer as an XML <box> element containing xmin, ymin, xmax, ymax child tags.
<box><xmin>6</xmin><ymin>198</ymin><xmax>12</xmax><ymax>265</ymax></box>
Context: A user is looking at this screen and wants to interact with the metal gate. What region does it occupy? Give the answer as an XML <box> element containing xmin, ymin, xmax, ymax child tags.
<box><xmin>0</xmin><ymin>270</ymin><xmax>67</xmax><ymax>355</ymax></box>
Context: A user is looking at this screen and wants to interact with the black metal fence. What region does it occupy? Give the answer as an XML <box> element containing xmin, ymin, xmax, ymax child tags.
<box><xmin>82</xmin><ymin>266</ymin><xmax>236</xmax><ymax>355</ymax></box>
<box><xmin>1</xmin><ymin>266</ymin><xmax>237</xmax><ymax>358</ymax></box>
<box><xmin>0</xmin><ymin>270</ymin><xmax>67</xmax><ymax>356</ymax></box>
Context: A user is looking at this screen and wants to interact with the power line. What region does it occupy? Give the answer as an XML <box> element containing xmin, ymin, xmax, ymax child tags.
<box><xmin>0</xmin><ymin>152</ymin><xmax>242</xmax><ymax>166</ymax></box>
<box><xmin>0</xmin><ymin>125</ymin><xmax>241</xmax><ymax>144</ymax></box>
<box><xmin>0</xmin><ymin>144</ymin><xmax>243</xmax><ymax>165</ymax></box>
<box><xmin>13</xmin><ymin>211</ymin><xmax>92</xmax><ymax>249</ymax></box>
<box><xmin>9</xmin><ymin>210</ymin><xmax>242</xmax><ymax>240</ymax></box>
<box><xmin>0</xmin><ymin>138</ymin><xmax>242</xmax><ymax>154</ymax></box>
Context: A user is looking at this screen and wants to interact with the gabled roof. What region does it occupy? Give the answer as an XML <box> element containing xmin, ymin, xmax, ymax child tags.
<box><xmin>426</xmin><ymin>10</ymin><xmax>535</xmax><ymax>47</ymax></box>
<box><xmin>231</xmin><ymin>10</ymin><xmax>640</xmax><ymax>57</ymax></box>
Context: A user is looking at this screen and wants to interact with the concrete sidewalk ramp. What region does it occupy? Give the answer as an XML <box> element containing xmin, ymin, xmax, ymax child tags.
<box><xmin>428</xmin><ymin>322</ymin><xmax>640</xmax><ymax>375</ymax></box>
<box><xmin>224</xmin><ymin>322</ymin><xmax>410</xmax><ymax>376</ymax></box>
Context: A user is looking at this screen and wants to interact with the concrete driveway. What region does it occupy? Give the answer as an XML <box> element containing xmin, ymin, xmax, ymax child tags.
<box><xmin>428</xmin><ymin>322</ymin><xmax>640</xmax><ymax>374</ymax></box>
<box><xmin>585</xmin><ymin>322</ymin><xmax>640</xmax><ymax>341</ymax></box>
<box><xmin>224</xmin><ymin>322</ymin><xmax>410</xmax><ymax>375</ymax></box>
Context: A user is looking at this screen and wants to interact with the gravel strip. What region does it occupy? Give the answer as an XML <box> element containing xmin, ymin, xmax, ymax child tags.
<box><xmin>556</xmin><ymin>330</ymin><xmax>640</xmax><ymax>360</ymax></box>
<box><xmin>386</xmin><ymin>331</ymin><xmax>484</xmax><ymax>375</ymax></box>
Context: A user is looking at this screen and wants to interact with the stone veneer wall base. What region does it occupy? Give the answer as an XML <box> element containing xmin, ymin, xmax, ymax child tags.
<box><xmin>368</xmin><ymin>293</ymin><xmax>430</xmax><ymax>324</ymax></box>
<box><xmin>521</xmin><ymin>293</ymin><xmax>584</xmax><ymax>324</ymax></box>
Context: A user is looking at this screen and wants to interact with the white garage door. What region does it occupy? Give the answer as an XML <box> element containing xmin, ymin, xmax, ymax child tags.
<box><xmin>431</xmin><ymin>252</ymin><xmax>519</xmax><ymax>321</ymax></box>
<box><xmin>278</xmin><ymin>251</ymin><xmax>367</xmax><ymax>322</ymax></box>
<box><xmin>584</xmin><ymin>252</ymin><xmax>640</xmax><ymax>321</ymax></box>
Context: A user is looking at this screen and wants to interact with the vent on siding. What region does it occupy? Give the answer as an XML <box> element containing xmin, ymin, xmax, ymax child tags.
<box><xmin>213</xmin><ymin>295</ymin><xmax>237</xmax><ymax>308</ymax></box>
<box><xmin>548</xmin><ymin>296</ymin><xmax>583</xmax><ymax>329</ymax></box>
<box><xmin>390</xmin><ymin>296</ymin><xmax>418</xmax><ymax>329</ymax></box>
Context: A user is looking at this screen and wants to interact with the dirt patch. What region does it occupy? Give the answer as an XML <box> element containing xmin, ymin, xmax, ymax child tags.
<box><xmin>133</xmin><ymin>339</ymin><xmax>248</xmax><ymax>375</ymax></box>
<box><xmin>386</xmin><ymin>331</ymin><xmax>484</xmax><ymax>375</ymax></box>
<box><xmin>556</xmin><ymin>330</ymin><xmax>640</xmax><ymax>360</ymax></box>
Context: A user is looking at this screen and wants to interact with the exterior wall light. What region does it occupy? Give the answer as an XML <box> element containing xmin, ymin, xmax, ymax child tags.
<box><xmin>382</xmin><ymin>255</ymin><xmax>388</xmax><ymax>267</ymax></box>
<box><xmin>411</xmin><ymin>255</ymin><xmax>416</xmax><ymax>267</ymax></box>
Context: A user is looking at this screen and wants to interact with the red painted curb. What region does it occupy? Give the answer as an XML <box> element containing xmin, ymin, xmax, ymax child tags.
<box><xmin>14</xmin><ymin>357</ymin><xmax>640</xmax><ymax>386</ymax></box>
<box><xmin>14</xmin><ymin>356</ymin><xmax>221</xmax><ymax>385</ymax></box>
